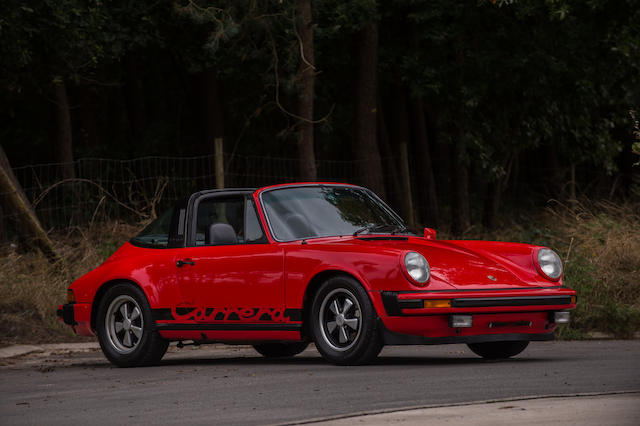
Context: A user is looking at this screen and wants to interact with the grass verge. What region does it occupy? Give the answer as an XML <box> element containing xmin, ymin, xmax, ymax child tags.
<box><xmin>0</xmin><ymin>222</ymin><xmax>137</xmax><ymax>345</ymax></box>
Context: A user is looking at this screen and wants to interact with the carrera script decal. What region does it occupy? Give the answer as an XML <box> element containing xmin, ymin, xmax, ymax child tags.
<box><xmin>169</xmin><ymin>306</ymin><xmax>290</xmax><ymax>323</ymax></box>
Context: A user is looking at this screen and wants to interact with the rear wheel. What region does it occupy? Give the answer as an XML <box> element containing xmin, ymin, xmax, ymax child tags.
<box><xmin>311</xmin><ymin>276</ymin><xmax>382</xmax><ymax>365</ymax></box>
<box><xmin>253</xmin><ymin>342</ymin><xmax>309</xmax><ymax>358</ymax></box>
<box><xmin>467</xmin><ymin>340</ymin><xmax>529</xmax><ymax>359</ymax></box>
<box><xmin>96</xmin><ymin>283</ymin><xmax>169</xmax><ymax>367</ymax></box>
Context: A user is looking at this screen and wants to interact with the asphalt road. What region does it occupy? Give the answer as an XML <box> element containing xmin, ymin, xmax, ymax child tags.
<box><xmin>1</xmin><ymin>340</ymin><xmax>639</xmax><ymax>425</ymax></box>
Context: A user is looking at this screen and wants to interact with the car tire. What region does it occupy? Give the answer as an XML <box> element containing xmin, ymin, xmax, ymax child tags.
<box><xmin>253</xmin><ymin>342</ymin><xmax>309</xmax><ymax>358</ymax></box>
<box><xmin>96</xmin><ymin>283</ymin><xmax>169</xmax><ymax>367</ymax></box>
<box><xmin>311</xmin><ymin>276</ymin><xmax>382</xmax><ymax>365</ymax></box>
<box><xmin>467</xmin><ymin>340</ymin><xmax>530</xmax><ymax>359</ymax></box>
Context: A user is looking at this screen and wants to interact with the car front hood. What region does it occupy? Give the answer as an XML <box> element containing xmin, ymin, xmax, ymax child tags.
<box><xmin>335</xmin><ymin>236</ymin><xmax>553</xmax><ymax>290</ymax></box>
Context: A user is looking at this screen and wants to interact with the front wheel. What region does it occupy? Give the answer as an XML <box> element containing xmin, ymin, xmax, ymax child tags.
<box><xmin>253</xmin><ymin>342</ymin><xmax>309</xmax><ymax>358</ymax></box>
<box><xmin>96</xmin><ymin>283</ymin><xmax>169</xmax><ymax>367</ymax></box>
<box><xmin>311</xmin><ymin>276</ymin><xmax>382</xmax><ymax>365</ymax></box>
<box><xmin>467</xmin><ymin>340</ymin><xmax>529</xmax><ymax>359</ymax></box>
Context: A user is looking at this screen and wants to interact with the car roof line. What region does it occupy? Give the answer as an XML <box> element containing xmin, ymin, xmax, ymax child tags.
<box><xmin>191</xmin><ymin>188</ymin><xmax>257</xmax><ymax>197</ymax></box>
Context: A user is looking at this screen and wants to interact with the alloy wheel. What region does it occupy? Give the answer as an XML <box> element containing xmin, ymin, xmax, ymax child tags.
<box><xmin>105</xmin><ymin>295</ymin><xmax>144</xmax><ymax>354</ymax></box>
<box><xmin>319</xmin><ymin>288</ymin><xmax>362</xmax><ymax>351</ymax></box>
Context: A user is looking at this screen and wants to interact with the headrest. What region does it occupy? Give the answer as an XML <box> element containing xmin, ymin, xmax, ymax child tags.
<box><xmin>205</xmin><ymin>223</ymin><xmax>238</xmax><ymax>245</ymax></box>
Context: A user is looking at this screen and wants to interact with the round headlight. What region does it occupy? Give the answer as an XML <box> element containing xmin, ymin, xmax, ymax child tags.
<box><xmin>404</xmin><ymin>252</ymin><xmax>430</xmax><ymax>284</ymax></box>
<box><xmin>537</xmin><ymin>248</ymin><xmax>563</xmax><ymax>280</ymax></box>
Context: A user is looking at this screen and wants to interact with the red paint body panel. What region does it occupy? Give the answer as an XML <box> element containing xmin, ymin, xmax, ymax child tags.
<box><xmin>175</xmin><ymin>243</ymin><xmax>284</xmax><ymax>312</ymax></box>
<box><xmin>61</xmin><ymin>182</ymin><xmax>576</xmax><ymax>346</ymax></box>
<box><xmin>72</xmin><ymin>242</ymin><xmax>182</xmax><ymax>307</ymax></box>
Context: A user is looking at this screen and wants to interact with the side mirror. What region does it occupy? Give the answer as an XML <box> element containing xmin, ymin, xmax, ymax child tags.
<box><xmin>423</xmin><ymin>228</ymin><xmax>436</xmax><ymax>240</ymax></box>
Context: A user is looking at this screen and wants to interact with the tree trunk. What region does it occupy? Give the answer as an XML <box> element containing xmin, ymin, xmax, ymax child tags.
<box><xmin>410</xmin><ymin>98</ymin><xmax>439</xmax><ymax>227</ymax></box>
<box><xmin>451</xmin><ymin>129</ymin><xmax>470</xmax><ymax>236</ymax></box>
<box><xmin>296</xmin><ymin>0</ymin><xmax>317</xmax><ymax>181</ymax></box>
<box><xmin>547</xmin><ymin>143</ymin><xmax>563</xmax><ymax>198</ymax></box>
<box><xmin>389</xmin><ymin>90</ymin><xmax>416</xmax><ymax>227</ymax></box>
<box><xmin>482</xmin><ymin>183</ymin><xmax>501</xmax><ymax>229</ymax></box>
<box><xmin>76</xmin><ymin>84</ymin><xmax>100</xmax><ymax>150</ymax></box>
<box><xmin>354</xmin><ymin>22</ymin><xmax>385</xmax><ymax>198</ymax></box>
<box><xmin>52</xmin><ymin>79</ymin><xmax>75</xmax><ymax>180</ymax></box>
<box><xmin>0</xmin><ymin>146</ymin><xmax>60</xmax><ymax>262</ymax></box>
<box><xmin>483</xmin><ymin>142</ymin><xmax>516</xmax><ymax>229</ymax></box>
<box><xmin>377</xmin><ymin>95</ymin><xmax>408</xmax><ymax>222</ymax></box>
<box><xmin>124</xmin><ymin>53</ymin><xmax>146</xmax><ymax>141</ymax></box>
<box><xmin>199</xmin><ymin>68</ymin><xmax>225</xmax><ymax>188</ymax></box>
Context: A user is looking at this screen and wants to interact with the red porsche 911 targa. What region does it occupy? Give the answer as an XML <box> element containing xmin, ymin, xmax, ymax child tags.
<box><xmin>58</xmin><ymin>183</ymin><xmax>576</xmax><ymax>367</ymax></box>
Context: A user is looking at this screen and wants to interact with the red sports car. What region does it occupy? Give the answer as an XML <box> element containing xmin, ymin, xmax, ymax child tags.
<box><xmin>58</xmin><ymin>183</ymin><xmax>576</xmax><ymax>367</ymax></box>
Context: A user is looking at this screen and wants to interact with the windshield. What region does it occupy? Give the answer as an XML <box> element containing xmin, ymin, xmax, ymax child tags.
<box><xmin>261</xmin><ymin>186</ymin><xmax>408</xmax><ymax>241</ymax></box>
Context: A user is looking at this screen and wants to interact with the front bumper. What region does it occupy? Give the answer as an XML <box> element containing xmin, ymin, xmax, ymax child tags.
<box><xmin>372</xmin><ymin>288</ymin><xmax>576</xmax><ymax>344</ymax></box>
<box><xmin>57</xmin><ymin>303</ymin><xmax>77</xmax><ymax>325</ymax></box>
<box><xmin>56</xmin><ymin>303</ymin><xmax>94</xmax><ymax>336</ymax></box>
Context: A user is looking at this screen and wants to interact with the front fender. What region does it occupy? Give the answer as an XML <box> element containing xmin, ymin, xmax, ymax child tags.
<box><xmin>283</xmin><ymin>244</ymin><xmax>414</xmax><ymax>309</ymax></box>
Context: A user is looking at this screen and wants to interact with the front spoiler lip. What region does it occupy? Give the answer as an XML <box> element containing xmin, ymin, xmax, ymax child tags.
<box><xmin>378</xmin><ymin>319</ymin><xmax>555</xmax><ymax>345</ymax></box>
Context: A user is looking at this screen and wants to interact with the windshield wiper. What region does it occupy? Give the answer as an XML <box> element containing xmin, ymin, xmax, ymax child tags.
<box><xmin>353</xmin><ymin>224</ymin><xmax>408</xmax><ymax>236</ymax></box>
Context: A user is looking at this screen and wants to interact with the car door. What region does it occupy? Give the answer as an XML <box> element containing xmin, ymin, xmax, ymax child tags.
<box><xmin>174</xmin><ymin>192</ymin><xmax>285</xmax><ymax>324</ymax></box>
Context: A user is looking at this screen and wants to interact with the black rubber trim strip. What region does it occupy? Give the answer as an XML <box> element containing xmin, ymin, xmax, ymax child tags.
<box><xmin>378</xmin><ymin>320</ymin><xmax>555</xmax><ymax>345</ymax></box>
<box><xmin>392</xmin><ymin>309</ymin><xmax>570</xmax><ymax>317</ymax></box>
<box><xmin>284</xmin><ymin>308</ymin><xmax>303</xmax><ymax>322</ymax></box>
<box><xmin>58</xmin><ymin>303</ymin><xmax>77</xmax><ymax>326</ymax></box>
<box><xmin>381</xmin><ymin>291</ymin><xmax>401</xmax><ymax>315</ymax></box>
<box><xmin>381</xmin><ymin>292</ymin><xmax>572</xmax><ymax>317</ymax></box>
<box><xmin>451</xmin><ymin>296</ymin><xmax>572</xmax><ymax>308</ymax></box>
<box><xmin>156</xmin><ymin>323</ymin><xmax>302</xmax><ymax>331</ymax></box>
<box><xmin>374</xmin><ymin>286</ymin><xmax>566</xmax><ymax>294</ymax></box>
<box><xmin>152</xmin><ymin>309</ymin><xmax>174</xmax><ymax>321</ymax></box>
<box><xmin>398</xmin><ymin>299</ymin><xmax>424</xmax><ymax>309</ymax></box>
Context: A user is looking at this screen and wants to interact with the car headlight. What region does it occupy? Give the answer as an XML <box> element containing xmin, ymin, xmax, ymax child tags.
<box><xmin>537</xmin><ymin>248</ymin><xmax>563</xmax><ymax>280</ymax></box>
<box><xmin>404</xmin><ymin>252</ymin><xmax>430</xmax><ymax>285</ymax></box>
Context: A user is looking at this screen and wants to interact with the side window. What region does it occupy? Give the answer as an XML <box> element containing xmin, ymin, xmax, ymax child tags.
<box><xmin>245</xmin><ymin>198</ymin><xmax>266</xmax><ymax>243</ymax></box>
<box><xmin>130</xmin><ymin>207</ymin><xmax>174</xmax><ymax>248</ymax></box>
<box><xmin>194</xmin><ymin>196</ymin><xmax>266</xmax><ymax>246</ymax></box>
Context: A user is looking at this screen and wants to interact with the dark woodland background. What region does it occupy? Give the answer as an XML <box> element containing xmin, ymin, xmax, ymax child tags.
<box><xmin>1</xmin><ymin>0</ymin><xmax>639</xmax><ymax>234</ymax></box>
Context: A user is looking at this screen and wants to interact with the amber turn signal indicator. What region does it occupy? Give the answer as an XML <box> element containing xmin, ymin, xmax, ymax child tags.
<box><xmin>67</xmin><ymin>289</ymin><xmax>75</xmax><ymax>303</ymax></box>
<box><xmin>423</xmin><ymin>299</ymin><xmax>451</xmax><ymax>308</ymax></box>
<box><xmin>571</xmin><ymin>295</ymin><xmax>577</xmax><ymax>304</ymax></box>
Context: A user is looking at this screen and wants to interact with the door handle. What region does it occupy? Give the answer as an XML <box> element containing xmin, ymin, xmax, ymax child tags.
<box><xmin>176</xmin><ymin>259</ymin><xmax>195</xmax><ymax>267</ymax></box>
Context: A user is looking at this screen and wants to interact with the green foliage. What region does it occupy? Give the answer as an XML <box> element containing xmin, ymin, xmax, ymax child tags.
<box><xmin>0</xmin><ymin>0</ymin><xmax>638</xmax><ymax>198</ymax></box>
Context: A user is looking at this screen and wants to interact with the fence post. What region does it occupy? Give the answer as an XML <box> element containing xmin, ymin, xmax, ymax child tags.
<box><xmin>214</xmin><ymin>137</ymin><xmax>224</xmax><ymax>189</ymax></box>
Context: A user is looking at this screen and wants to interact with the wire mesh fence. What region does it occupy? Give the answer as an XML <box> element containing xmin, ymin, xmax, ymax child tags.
<box><xmin>1</xmin><ymin>153</ymin><xmax>409</xmax><ymax>239</ymax></box>
<box><xmin>2</xmin><ymin>152</ymin><xmax>629</xmax><ymax>243</ymax></box>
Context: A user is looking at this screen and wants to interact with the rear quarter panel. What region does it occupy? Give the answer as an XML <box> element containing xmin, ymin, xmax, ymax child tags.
<box><xmin>70</xmin><ymin>243</ymin><xmax>182</xmax><ymax>309</ymax></box>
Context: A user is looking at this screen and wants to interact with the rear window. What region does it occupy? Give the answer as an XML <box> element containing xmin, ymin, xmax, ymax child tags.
<box><xmin>130</xmin><ymin>207</ymin><xmax>174</xmax><ymax>248</ymax></box>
